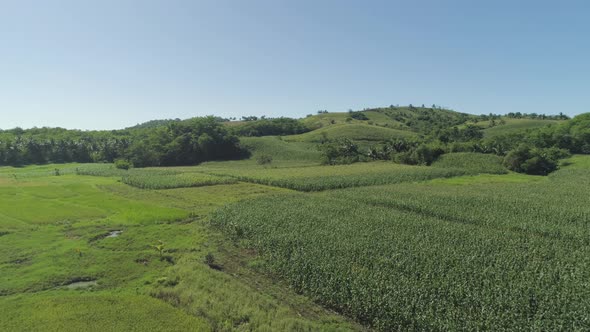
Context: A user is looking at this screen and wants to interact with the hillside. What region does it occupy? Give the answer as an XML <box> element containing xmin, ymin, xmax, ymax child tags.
<box><xmin>283</xmin><ymin>123</ymin><xmax>417</xmax><ymax>143</ymax></box>
<box><xmin>472</xmin><ymin>118</ymin><xmax>564</xmax><ymax>137</ymax></box>
<box><xmin>239</xmin><ymin>136</ymin><xmax>322</xmax><ymax>166</ymax></box>
<box><xmin>302</xmin><ymin>106</ymin><xmax>475</xmax><ymax>133</ymax></box>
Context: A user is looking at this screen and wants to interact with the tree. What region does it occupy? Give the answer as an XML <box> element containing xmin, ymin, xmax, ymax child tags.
<box><xmin>318</xmin><ymin>138</ymin><xmax>361</xmax><ymax>165</ymax></box>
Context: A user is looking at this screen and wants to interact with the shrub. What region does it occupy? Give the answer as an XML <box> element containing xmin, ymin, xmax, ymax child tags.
<box><xmin>204</xmin><ymin>253</ymin><xmax>215</xmax><ymax>266</ymax></box>
<box><xmin>318</xmin><ymin>138</ymin><xmax>361</xmax><ymax>165</ymax></box>
<box><xmin>503</xmin><ymin>145</ymin><xmax>570</xmax><ymax>175</ymax></box>
<box><xmin>349</xmin><ymin>111</ymin><xmax>369</xmax><ymax>120</ymax></box>
<box><xmin>114</xmin><ymin>159</ymin><xmax>133</xmax><ymax>170</ymax></box>
<box><xmin>392</xmin><ymin>143</ymin><xmax>445</xmax><ymax>166</ymax></box>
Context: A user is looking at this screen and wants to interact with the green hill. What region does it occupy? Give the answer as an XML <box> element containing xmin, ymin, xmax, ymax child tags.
<box><xmin>302</xmin><ymin>110</ymin><xmax>406</xmax><ymax>129</ymax></box>
<box><xmin>283</xmin><ymin>123</ymin><xmax>417</xmax><ymax>143</ymax></box>
<box><xmin>303</xmin><ymin>106</ymin><xmax>475</xmax><ymax>133</ymax></box>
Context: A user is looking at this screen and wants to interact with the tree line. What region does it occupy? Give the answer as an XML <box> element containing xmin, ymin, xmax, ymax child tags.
<box><xmin>0</xmin><ymin>117</ymin><xmax>246</xmax><ymax>167</ymax></box>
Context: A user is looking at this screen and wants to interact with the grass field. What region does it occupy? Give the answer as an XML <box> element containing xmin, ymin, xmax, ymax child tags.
<box><xmin>0</xmin><ymin>168</ymin><xmax>359</xmax><ymax>331</ymax></box>
<box><xmin>473</xmin><ymin>118</ymin><xmax>563</xmax><ymax>137</ymax></box>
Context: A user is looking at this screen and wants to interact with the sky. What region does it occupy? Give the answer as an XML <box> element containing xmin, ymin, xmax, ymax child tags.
<box><xmin>0</xmin><ymin>0</ymin><xmax>589</xmax><ymax>130</ymax></box>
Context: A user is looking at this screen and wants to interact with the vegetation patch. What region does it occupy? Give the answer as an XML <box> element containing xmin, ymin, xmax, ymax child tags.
<box><xmin>482</xmin><ymin>118</ymin><xmax>562</xmax><ymax>137</ymax></box>
<box><xmin>432</xmin><ymin>152</ymin><xmax>508</xmax><ymax>174</ymax></box>
<box><xmin>122</xmin><ymin>171</ymin><xmax>236</xmax><ymax>189</ymax></box>
<box><xmin>202</xmin><ymin>161</ymin><xmax>467</xmax><ymax>191</ymax></box>
<box><xmin>64</xmin><ymin>279</ymin><xmax>98</xmax><ymax>290</ymax></box>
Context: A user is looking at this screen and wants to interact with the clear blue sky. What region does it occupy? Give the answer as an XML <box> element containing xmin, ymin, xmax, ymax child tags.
<box><xmin>1</xmin><ymin>0</ymin><xmax>588</xmax><ymax>130</ymax></box>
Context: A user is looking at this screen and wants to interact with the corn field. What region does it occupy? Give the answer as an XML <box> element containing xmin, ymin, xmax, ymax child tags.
<box><xmin>203</xmin><ymin>162</ymin><xmax>468</xmax><ymax>191</ymax></box>
<box><xmin>211</xmin><ymin>165</ymin><xmax>590</xmax><ymax>331</ymax></box>
<box><xmin>121</xmin><ymin>172</ymin><xmax>236</xmax><ymax>189</ymax></box>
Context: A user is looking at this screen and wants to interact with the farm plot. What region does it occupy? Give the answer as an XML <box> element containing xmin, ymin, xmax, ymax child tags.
<box><xmin>121</xmin><ymin>171</ymin><xmax>236</xmax><ymax>189</ymax></box>
<box><xmin>200</xmin><ymin>162</ymin><xmax>467</xmax><ymax>191</ymax></box>
<box><xmin>211</xmin><ymin>160</ymin><xmax>590</xmax><ymax>331</ymax></box>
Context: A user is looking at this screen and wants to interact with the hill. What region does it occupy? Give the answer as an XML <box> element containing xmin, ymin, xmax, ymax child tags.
<box><xmin>126</xmin><ymin>119</ymin><xmax>181</xmax><ymax>130</ymax></box>
<box><xmin>303</xmin><ymin>106</ymin><xmax>475</xmax><ymax>133</ymax></box>
<box><xmin>284</xmin><ymin>123</ymin><xmax>417</xmax><ymax>143</ymax></box>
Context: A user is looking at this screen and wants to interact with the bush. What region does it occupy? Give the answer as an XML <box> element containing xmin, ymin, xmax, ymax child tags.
<box><xmin>349</xmin><ymin>111</ymin><xmax>369</xmax><ymax>120</ymax></box>
<box><xmin>392</xmin><ymin>143</ymin><xmax>445</xmax><ymax>166</ymax></box>
<box><xmin>255</xmin><ymin>153</ymin><xmax>273</xmax><ymax>166</ymax></box>
<box><xmin>114</xmin><ymin>159</ymin><xmax>133</xmax><ymax>170</ymax></box>
<box><xmin>318</xmin><ymin>138</ymin><xmax>361</xmax><ymax>165</ymax></box>
<box><xmin>503</xmin><ymin>145</ymin><xmax>569</xmax><ymax>175</ymax></box>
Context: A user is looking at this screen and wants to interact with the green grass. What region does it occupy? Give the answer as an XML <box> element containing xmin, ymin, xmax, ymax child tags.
<box><xmin>284</xmin><ymin>124</ymin><xmax>416</xmax><ymax>143</ymax></box>
<box><xmin>75</xmin><ymin>163</ymin><xmax>129</xmax><ymax>177</ymax></box>
<box><xmin>302</xmin><ymin>111</ymin><xmax>408</xmax><ymax>130</ymax></box>
<box><xmin>199</xmin><ymin>161</ymin><xmax>467</xmax><ymax>191</ymax></box>
<box><xmin>211</xmin><ymin>163</ymin><xmax>590</xmax><ymax>330</ymax></box>
<box><xmin>432</xmin><ymin>152</ymin><xmax>508</xmax><ymax>174</ymax></box>
<box><xmin>477</xmin><ymin>118</ymin><xmax>562</xmax><ymax>137</ymax></box>
<box><xmin>1</xmin><ymin>292</ymin><xmax>209</xmax><ymax>331</ymax></box>
<box><xmin>0</xmin><ymin>170</ymin><xmax>358</xmax><ymax>331</ymax></box>
<box><xmin>0</xmin><ymin>163</ymin><xmax>90</xmax><ymax>178</ymax></box>
<box><xmin>560</xmin><ymin>154</ymin><xmax>590</xmax><ymax>169</ymax></box>
<box><xmin>240</xmin><ymin>136</ymin><xmax>322</xmax><ymax>165</ymax></box>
